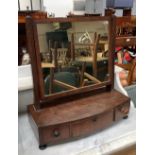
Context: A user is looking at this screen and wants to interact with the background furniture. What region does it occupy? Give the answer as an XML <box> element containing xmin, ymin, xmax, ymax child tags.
<box><xmin>71</xmin><ymin>32</ymin><xmax>102</xmax><ymax>77</ymax></box>
<box><xmin>114</xmin><ymin>15</ymin><xmax>136</xmax><ymax>106</ymax></box>
<box><xmin>18</xmin><ymin>11</ymin><xmax>47</xmax><ymax>65</ymax></box>
<box><xmin>115</xmin><ymin>15</ymin><xmax>136</xmax><ymax>86</ymax></box>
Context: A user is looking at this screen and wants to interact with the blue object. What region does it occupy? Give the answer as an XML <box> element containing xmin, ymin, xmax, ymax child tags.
<box><xmin>106</xmin><ymin>0</ymin><xmax>133</xmax><ymax>9</ymax></box>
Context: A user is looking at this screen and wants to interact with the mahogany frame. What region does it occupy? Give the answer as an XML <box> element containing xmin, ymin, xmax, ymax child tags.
<box><xmin>26</xmin><ymin>16</ymin><xmax>116</xmax><ymax>109</ymax></box>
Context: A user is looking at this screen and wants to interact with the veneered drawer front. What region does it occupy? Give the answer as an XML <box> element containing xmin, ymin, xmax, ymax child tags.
<box><xmin>40</xmin><ymin>124</ymin><xmax>70</xmax><ymax>144</ymax></box>
<box><xmin>115</xmin><ymin>102</ymin><xmax>130</xmax><ymax>121</ymax></box>
<box><xmin>71</xmin><ymin>110</ymin><xmax>113</xmax><ymax>138</ymax></box>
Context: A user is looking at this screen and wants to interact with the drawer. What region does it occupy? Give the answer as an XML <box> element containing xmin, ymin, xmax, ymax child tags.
<box><xmin>39</xmin><ymin>124</ymin><xmax>70</xmax><ymax>144</ymax></box>
<box><xmin>71</xmin><ymin>110</ymin><xmax>113</xmax><ymax>138</ymax></box>
<box><xmin>115</xmin><ymin>37</ymin><xmax>136</xmax><ymax>46</ymax></box>
<box><xmin>115</xmin><ymin>102</ymin><xmax>130</xmax><ymax>121</ymax></box>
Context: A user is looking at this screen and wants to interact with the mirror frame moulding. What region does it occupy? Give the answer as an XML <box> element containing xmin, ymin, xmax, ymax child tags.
<box><xmin>26</xmin><ymin>16</ymin><xmax>116</xmax><ymax>109</ymax></box>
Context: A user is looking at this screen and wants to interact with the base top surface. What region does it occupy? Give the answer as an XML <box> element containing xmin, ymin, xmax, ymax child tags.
<box><xmin>28</xmin><ymin>90</ymin><xmax>130</xmax><ymax>127</ymax></box>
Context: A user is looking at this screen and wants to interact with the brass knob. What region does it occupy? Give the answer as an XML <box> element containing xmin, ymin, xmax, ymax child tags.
<box><xmin>92</xmin><ymin>117</ymin><xmax>97</xmax><ymax>122</ymax></box>
<box><xmin>126</xmin><ymin>38</ymin><xmax>130</xmax><ymax>42</ymax></box>
<box><xmin>53</xmin><ymin>130</ymin><xmax>60</xmax><ymax>137</ymax></box>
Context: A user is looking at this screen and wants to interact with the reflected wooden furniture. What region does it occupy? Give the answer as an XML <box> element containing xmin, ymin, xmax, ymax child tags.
<box><xmin>50</xmin><ymin>48</ymin><xmax>68</xmax><ymax>66</ymax></box>
<box><xmin>71</xmin><ymin>34</ymin><xmax>109</xmax><ymax>84</ymax></box>
<box><xmin>71</xmin><ymin>32</ymin><xmax>101</xmax><ymax>77</ymax></box>
<box><xmin>41</xmin><ymin>63</ymin><xmax>55</xmax><ymax>68</ymax></box>
<box><xmin>75</xmin><ymin>54</ymin><xmax>108</xmax><ymax>62</ymax></box>
<box><xmin>26</xmin><ymin>16</ymin><xmax>130</xmax><ymax>149</ymax></box>
<box><xmin>53</xmin><ymin>79</ymin><xmax>77</xmax><ymax>90</ymax></box>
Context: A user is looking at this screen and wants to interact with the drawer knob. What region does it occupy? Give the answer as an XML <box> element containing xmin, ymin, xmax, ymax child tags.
<box><xmin>53</xmin><ymin>130</ymin><xmax>60</xmax><ymax>137</ymax></box>
<box><xmin>92</xmin><ymin>117</ymin><xmax>97</xmax><ymax>122</ymax></box>
<box><xmin>126</xmin><ymin>38</ymin><xmax>130</xmax><ymax>42</ymax></box>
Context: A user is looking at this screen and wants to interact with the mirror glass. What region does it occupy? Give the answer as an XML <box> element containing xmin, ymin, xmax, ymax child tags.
<box><xmin>37</xmin><ymin>20</ymin><xmax>110</xmax><ymax>96</ymax></box>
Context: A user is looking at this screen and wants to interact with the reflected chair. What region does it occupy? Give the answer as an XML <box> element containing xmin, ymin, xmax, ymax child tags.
<box><xmin>44</xmin><ymin>63</ymin><xmax>101</xmax><ymax>95</ymax></box>
<box><xmin>71</xmin><ymin>32</ymin><xmax>109</xmax><ymax>81</ymax></box>
<box><xmin>46</xmin><ymin>31</ymin><xmax>69</xmax><ymax>67</ymax></box>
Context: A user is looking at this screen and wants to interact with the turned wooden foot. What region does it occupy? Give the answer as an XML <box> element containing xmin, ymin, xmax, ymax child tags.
<box><xmin>123</xmin><ymin>115</ymin><xmax>128</xmax><ymax>119</ymax></box>
<box><xmin>39</xmin><ymin>144</ymin><xmax>47</xmax><ymax>150</ymax></box>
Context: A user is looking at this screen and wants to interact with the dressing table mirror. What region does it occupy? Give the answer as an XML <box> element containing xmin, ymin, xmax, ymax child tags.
<box><xmin>26</xmin><ymin>16</ymin><xmax>130</xmax><ymax>149</ymax></box>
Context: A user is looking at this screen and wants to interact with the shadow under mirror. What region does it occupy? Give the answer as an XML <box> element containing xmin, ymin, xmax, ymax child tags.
<box><xmin>37</xmin><ymin>20</ymin><xmax>110</xmax><ymax>96</ymax></box>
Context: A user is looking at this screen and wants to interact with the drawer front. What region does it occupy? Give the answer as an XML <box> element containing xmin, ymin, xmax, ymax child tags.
<box><xmin>71</xmin><ymin>110</ymin><xmax>113</xmax><ymax>138</ymax></box>
<box><xmin>115</xmin><ymin>37</ymin><xmax>136</xmax><ymax>46</ymax></box>
<box><xmin>115</xmin><ymin>102</ymin><xmax>130</xmax><ymax>121</ymax></box>
<box><xmin>39</xmin><ymin>124</ymin><xmax>70</xmax><ymax>144</ymax></box>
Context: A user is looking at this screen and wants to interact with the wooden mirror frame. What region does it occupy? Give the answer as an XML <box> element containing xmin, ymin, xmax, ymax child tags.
<box><xmin>26</xmin><ymin>16</ymin><xmax>116</xmax><ymax>109</ymax></box>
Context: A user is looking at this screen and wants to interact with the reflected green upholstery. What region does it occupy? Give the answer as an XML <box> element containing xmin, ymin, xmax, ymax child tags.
<box><xmin>44</xmin><ymin>69</ymin><xmax>80</xmax><ymax>95</ymax></box>
<box><xmin>71</xmin><ymin>60</ymin><xmax>108</xmax><ymax>81</ymax></box>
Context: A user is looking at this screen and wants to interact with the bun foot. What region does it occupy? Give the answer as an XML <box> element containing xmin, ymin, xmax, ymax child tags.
<box><xmin>123</xmin><ymin>115</ymin><xmax>128</xmax><ymax>119</ymax></box>
<box><xmin>39</xmin><ymin>144</ymin><xmax>47</xmax><ymax>150</ymax></box>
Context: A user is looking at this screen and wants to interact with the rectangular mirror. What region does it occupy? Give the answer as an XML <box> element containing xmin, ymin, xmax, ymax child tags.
<box><xmin>27</xmin><ymin>16</ymin><xmax>114</xmax><ymax>103</ymax></box>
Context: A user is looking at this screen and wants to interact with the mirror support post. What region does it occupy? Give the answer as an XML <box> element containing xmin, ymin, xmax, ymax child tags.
<box><xmin>26</xmin><ymin>16</ymin><xmax>41</xmax><ymax>109</ymax></box>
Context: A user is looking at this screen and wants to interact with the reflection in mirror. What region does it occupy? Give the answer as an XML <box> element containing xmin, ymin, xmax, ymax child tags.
<box><xmin>37</xmin><ymin>20</ymin><xmax>110</xmax><ymax>96</ymax></box>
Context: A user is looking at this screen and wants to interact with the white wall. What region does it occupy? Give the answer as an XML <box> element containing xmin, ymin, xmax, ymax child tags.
<box><xmin>43</xmin><ymin>0</ymin><xmax>73</xmax><ymax>17</ymax></box>
<box><xmin>19</xmin><ymin>0</ymin><xmax>44</xmax><ymax>11</ymax></box>
<box><xmin>43</xmin><ymin>0</ymin><xmax>136</xmax><ymax>17</ymax></box>
<box><xmin>19</xmin><ymin>0</ymin><xmax>31</xmax><ymax>10</ymax></box>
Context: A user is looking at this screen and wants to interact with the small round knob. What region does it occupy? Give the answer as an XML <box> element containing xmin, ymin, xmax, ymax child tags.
<box><xmin>53</xmin><ymin>130</ymin><xmax>60</xmax><ymax>137</ymax></box>
<box><xmin>126</xmin><ymin>38</ymin><xmax>130</xmax><ymax>42</ymax></box>
<box><xmin>92</xmin><ymin>117</ymin><xmax>97</xmax><ymax>122</ymax></box>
